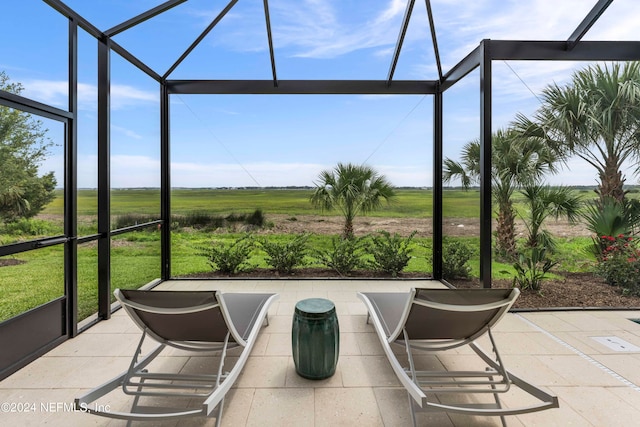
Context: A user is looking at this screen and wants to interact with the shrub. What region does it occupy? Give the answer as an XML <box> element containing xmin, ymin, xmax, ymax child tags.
<box><xmin>112</xmin><ymin>213</ymin><xmax>159</xmax><ymax>230</ymax></box>
<box><xmin>315</xmin><ymin>236</ymin><xmax>365</xmax><ymax>276</ymax></box>
<box><xmin>442</xmin><ymin>238</ymin><xmax>474</xmax><ymax>279</ymax></box>
<box><xmin>595</xmin><ymin>234</ymin><xmax>640</xmax><ymax>296</ymax></box>
<box><xmin>172</xmin><ymin>209</ymin><xmax>265</xmax><ymax>230</ymax></box>
<box><xmin>2</xmin><ymin>218</ymin><xmax>61</xmax><ymax>236</ymax></box>
<box><xmin>246</xmin><ymin>209</ymin><xmax>265</xmax><ymax>227</ymax></box>
<box><xmin>581</xmin><ymin>198</ymin><xmax>640</xmax><ymax>258</ymax></box>
<box><xmin>366</xmin><ymin>231</ymin><xmax>416</xmax><ymax>277</ymax></box>
<box><xmin>198</xmin><ymin>234</ymin><xmax>255</xmax><ymax>274</ymax></box>
<box><xmin>258</xmin><ymin>234</ymin><xmax>309</xmax><ymax>274</ymax></box>
<box><xmin>510</xmin><ymin>247</ymin><xmax>557</xmax><ymax>292</ymax></box>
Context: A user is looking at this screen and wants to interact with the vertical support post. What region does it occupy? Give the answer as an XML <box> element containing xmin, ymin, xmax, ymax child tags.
<box><xmin>160</xmin><ymin>83</ymin><xmax>171</xmax><ymax>280</ymax></box>
<box><xmin>97</xmin><ymin>37</ymin><xmax>111</xmax><ymax>318</ymax></box>
<box><xmin>66</xmin><ymin>18</ymin><xmax>78</xmax><ymax>336</ymax></box>
<box><xmin>479</xmin><ymin>40</ymin><xmax>492</xmax><ymax>288</ymax></box>
<box><xmin>432</xmin><ymin>87</ymin><xmax>443</xmax><ymax>280</ymax></box>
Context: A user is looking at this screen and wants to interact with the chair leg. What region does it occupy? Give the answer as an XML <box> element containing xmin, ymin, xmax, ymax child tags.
<box><xmin>488</xmin><ymin>370</ymin><xmax>508</xmax><ymax>427</ymax></box>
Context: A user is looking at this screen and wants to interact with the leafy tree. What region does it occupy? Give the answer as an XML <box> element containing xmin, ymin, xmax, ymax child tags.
<box><xmin>443</xmin><ymin>128</ymin><xmax>561</xmax><ymax>259</ymax></box>
<box><xmin>0</xmin><ymin>72</ymin><xmax>57</xmax><ymax>223</ymax></box>
<box><xmin>515</xmin><ymin>62</ymin><xmax>640</xmax><ymax>203</ymax></box>
<box><xmin>310</xmin><ymin>163</ymin><xmax>396</xmax><ymax>239</ymax></box>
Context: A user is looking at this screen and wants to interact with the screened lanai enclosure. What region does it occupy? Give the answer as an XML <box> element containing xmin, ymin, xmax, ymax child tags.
<box><xmin>0</xmin><ymin>0</ymin><xmax>639</xmax><ymax>379</ymax></box>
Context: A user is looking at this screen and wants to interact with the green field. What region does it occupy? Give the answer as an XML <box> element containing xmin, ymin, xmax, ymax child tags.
<box><xmin>1</xmin><ymin>187</ymin><xmax>600</xmax><ymax>323</ymax></box>
<box><xmin>42</xmin><ymin>187</ymin><xmax>483</xmax><ymax>218</ymax></box>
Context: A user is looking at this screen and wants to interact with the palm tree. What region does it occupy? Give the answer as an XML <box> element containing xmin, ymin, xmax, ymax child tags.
<box><xmin>0</xmin><ymin>185</ymin><xmax>30</xmax><ymax>223</ymax></box>
<box><xmin>515</xmin><ymin>62</ymin><xmax>640</xmax><ymax>203</ymax></box>
<box><xmin>443</xmin><ymin>128</ymin><xmax>562</xmax><ymax>259</ymax></box>
<box><xmin>519</xmin><ymin>184</ymin><xmax>582</xmax><ymax>251</ymax></box>
<box><xmin>310</xmin><ymin>163</ymin><xmax>396</xmax><ymax>239</ymax></box>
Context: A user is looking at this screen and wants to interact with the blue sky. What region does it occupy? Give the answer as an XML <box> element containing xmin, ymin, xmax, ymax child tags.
<box><xmin>1</xmin><ymin>0</ymin><xmax>638</xmax><ymax>188</ymax></box>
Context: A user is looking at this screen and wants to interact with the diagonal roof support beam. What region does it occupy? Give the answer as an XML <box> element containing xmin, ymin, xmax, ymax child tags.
<box><xmin>105</xmin><ymin>0</ymin><xmax>189</xmax><ymax>37</ymax></box>
<box><xmin>43</xmin><ymin>0</ymin><xmax>103</xmax><ymax>39</ymax></box>
<box><xmin>163</xmin><ymin>0</ymin><xmax>239</xmax><ymax>80</ymax></box>
<box><xmin>387</xmin><ymin>0</ymin><xmax>416</xmax><ymax>86</ymax></box>
<box><xmin>263</xmin><ymin>0</ymin><xmax>278</xmax><ymax>86</ymax></box>
<box><xmin>111</xmin><ymin>40</ymin><xmax>162</xmax><ymax>82</ymax></box>
<box><xmin>566</xmin><ymin>0</ymin><xmax>613</xmax><ymax>51</ymax></box>
<box><xmin>425</xmin><ymin>0</ymin><xmax>442</xmax><ymax>80</ymax></box>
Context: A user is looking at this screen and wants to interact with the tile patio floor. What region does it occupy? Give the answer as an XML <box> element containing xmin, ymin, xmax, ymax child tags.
<box><xmin>1</xmin><ymin>279</ymin><xmax>640</xmax><ymax>426</ymax></box>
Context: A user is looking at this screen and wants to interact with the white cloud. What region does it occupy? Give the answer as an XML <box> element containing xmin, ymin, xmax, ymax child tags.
<box><xmin>20</xmin><ymin>80</ymin><xmax>156</xmax><ymax>110</ymax></box>
<box><xmin>111</xmin><ymin>125</ymin><xmax>143</xmax><ymax>140</ymax></box>
<box><xmin>266</xmin><ymin>0</ymin><xmax>410</xmax><ymax>58</ymax></box>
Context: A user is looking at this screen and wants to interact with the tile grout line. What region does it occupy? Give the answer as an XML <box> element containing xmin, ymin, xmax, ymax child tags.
<box><xmin>515</xmin><ymin>314</ymin><xmax>640</xmax><ymax>393</ymax></box>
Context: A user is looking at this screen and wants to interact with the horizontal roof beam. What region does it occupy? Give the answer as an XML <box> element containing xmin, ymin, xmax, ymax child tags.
<box><xmin>166</xmin><ymin>80</ymin><xmax>438</xmax><ymax>95</ymax></box>
<box><xmin>489</xmin><ymin>40</ymin><xmax>640</xmax><ymax>61</ymax></box>
<box><xmin>0</xmin><ymin>89</ymin><xmax>73</xmax><ymax>121</ymax></box>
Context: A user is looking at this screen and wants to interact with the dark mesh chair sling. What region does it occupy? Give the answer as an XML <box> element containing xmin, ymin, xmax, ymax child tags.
<box><xmin>76</xmin><ymin>289</ymin><xmax>278</xmax><ymax>425</ymax></box>
<box><xmin>358</xmin><ymin>288</ymin><xmax>558</xmax><ymax>426</ymax></box>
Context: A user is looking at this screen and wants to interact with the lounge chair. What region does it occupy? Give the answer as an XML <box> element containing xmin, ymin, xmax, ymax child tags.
<box><xmin>358</xmin><ymin>287</ymin><xmax>558</xmax><ymax>426</ymax></box>
<box><xmin>76</xmin><ymin>289</ymin><xmax>278</xmax><ymax>425</ymax></box>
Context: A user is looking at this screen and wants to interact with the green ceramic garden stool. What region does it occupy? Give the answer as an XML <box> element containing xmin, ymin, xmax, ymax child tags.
<box><xmin>292</xmin><ymin>298</ymin><xmax>340</xmax><ymax>380</ymax></box>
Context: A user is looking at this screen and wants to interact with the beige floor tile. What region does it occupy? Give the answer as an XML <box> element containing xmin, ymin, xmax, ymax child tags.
<box><xmin>500</xmin><ymin>355</ymin><xmax>567</xmax><ymax>387</ymax></box>
<box><xmin>372</xmin><ymin>387</ymin><xmax>415</xmax><ymax>427</ymax></box>
<box><xmin>345</xmin><ymin>301</ymin><xmax>368</xmax><ymax>315</ymax></box>
<box><xmin>554</xmin><ymin>312</ymin><xmax>622</xmax><ymax>332</ymax></box>
<box><xmin>519</xmin><ymin>313</ymin><xmax>582</xmax><ymax>332</ymax></box>
<box><xmin>218</xmin><ymin>388</ymin><xmax>255</xmax><ymax>427</ymax></box>
<box><xmin>338</xmin><ymin>315</ymin><xmax>371</xmax><ymax>333</ymax></box>
<box><xmin>295</xmin><ymin>290</ymin><xmax>328</xmax><ymax>301</ymax></box>
<box><xmin>427</xmin><ymin>393</ymin><xmax>513</xmax><ymax>427</ymax></box>
<box><xmin>591</xmin><ymin>354</ymin><xmax>640</xmax><ymax>385</ymax></box>
<box><xmin>491</xmin><ymin>314</ymin><xmax>538</xmax><ymax>333</ymax></box>
<box><xmin>340</xmin><ymin>355</ymin><xmax>400</xmax><ymax>387</ymax></box>
<box><xmin>338</xmin><ymin>332</ymin><xmax>361</xmax><ymax>356</ymax></box>
<box><xmin>536</xmin><ymin>354</ymin><xmax>625</xmax><ymax>386</ymax></box>
<box><xmin>326</xmin><ymin>290</ymin><xmax>359</xmax><ymax>302</ymax></box>
<box><xmin>276</xmin><ymin>301</ymin><xmax>296</xmax><ymax>316</ymax></box>
<box><xmin>549</xmin><ymin>386</ymin><xmax>639</xmax><ymax>426</ymax></box>
<box><xmin>246</xmin><ymin>388</ymin><xmax>314</xmax><ymax>427</ymax></box>
<box><xmin>552</xmin><ymin>331</ymin><xmax>605</xmax><ymax>355</ymax></box>
<box><xmin>355</xmin><ymin>332</ymin><xmax>384</xmax><ymax>355</ymax></box>
<box><xmin>59</xmin><ymin>356</ymin><xmax>142</xmax><ymax>389</ymax></box>
<box><xmin>314</xmin><ymin>387</ymin><xmax>384</xmax><ymax>427</ymax></box>
<box><xmin>491</xmin><ymin>331</ymin><xmax>574</xmax><ymax>355</ymax></box>
<box><xmin>82</xmin><ymin>315</ymin><xmax>137</xmax><ymax>334</ymax></box>
<box><xmin>236</xmin><ymin>356</ymin><xmax>288</xmax><ymax>388</ymax></box>
<box><xmin>514</xmin><ymin>399</ymin><xmax>590</xmax><ymax>427</ymax></box>
<box><xmin>284</xmin><ymin>358</ymin><xmax>343</xmax><ymax>388</ymax></box>
<box><xmin>44</xmin><ymin>333</ymin><xmax>140</xmax><ymax>357</ymax></box>
<box><xmin>264</xmin><ymin>315</ymin><xmax>294</xmax><ymax>333</ymax></box>
<box><xmin>607</xmin><ymin>385</ymin><xmax>640</xmax><ymax>409</ymax></box>
<box><xmin>264</xmin><ymin>333</ymin><xmax>293</xmax><ymax>356</ymax></box>
<box><xmin>589</xmin><ymin>312</ymin><xmax>640</xmax><ymax>332</ymax></box>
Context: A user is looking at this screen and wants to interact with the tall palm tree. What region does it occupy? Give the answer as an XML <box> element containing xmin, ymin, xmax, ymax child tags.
<box><xmin>519</xmin><ymin>184</ymin><xmax>582</xmax><ymax>251</ymax></box>
<box><xmin>443</xmin><ymin>128</ymin><xmax>562</xmax><ymax>259</ymax></box>
<box><xmin>515</xmin><ymin>62</ymin><xmax>640</xmax><ymax>203</ymax></box>
<box><xmin>310</xmin><ymin>163</ymin><xmax>396</xmax><ymax>239</ymax></box>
